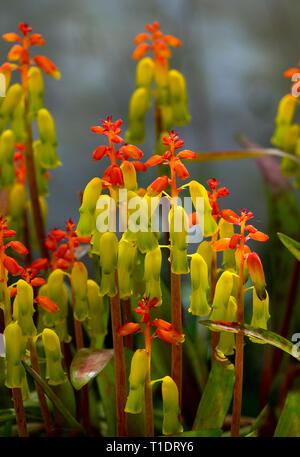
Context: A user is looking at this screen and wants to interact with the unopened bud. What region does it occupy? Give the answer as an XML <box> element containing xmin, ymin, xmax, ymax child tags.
<box><xmin>0</xmin><ymin>83</ymin><xmax>22</xmax><ymax>117</ymax></box>
<box><xmin>28</xmin><ymin>66</ymin><xmax>44</xmax><ymax>114</ymax></box>
<box><xmin>247</xmin><ymin>252</ymin><xmax>267</xmax><ymax>301</ymax></box>
<box><xmin>275</xmin><ymin>94</ymin><xmax>296</xmax><ymax>125</ymax></box>
<box><xmin>136</xmin><ymin>57</ymin><xmax>154</xmax><ymax>89</ymax></box>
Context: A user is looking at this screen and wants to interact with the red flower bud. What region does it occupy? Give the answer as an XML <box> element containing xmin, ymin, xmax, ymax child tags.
<box><xmin>132</xmin><ymin>43</ymin><xmax>150</xmax><ymax>60</ymax></box>
<box><xmin>220</xmin><ymin>209</ymin><xmax>240</xmax><ymax>224</ymax></box>
<box><xmin>33</xmin><ymin>56</ymin><xmax>60</xmax><ymax>79</ymax></box>
<box><xmin>152</xmin><ymin>319</ymin><xmax>173</xmax><ymax>331</ymax></box>
<box><xmin>31</xmin><ymin>258</ymin><xmax>49</xmax><ymax>270</ymax></box>
<box><xmin>120</xmin><ymin>144</ymin><xmax>143</xmax><ymax>160</ymax></box>
<box><xmin>132</xmin><ymin>161</ymin><xmax>147</xmax><ymax>172</ymax></box>
<box><xmin>134</xmin><ymin>33</ymin><xmax>150</xmax><ymax>44</ymax></box>
<box><xmin>31</xmin><ymin>277</ymin><xmax>46</xmax><ymax>287</ymax></box>
<box><xmin>156</xmin><ymin>328</ymin><xmax>185</xmax><ymax>345</ymax></box>
<box><xmin>229</xmin><ymin>234</ymin><xmax>241</xmax><ymax>249</ymax></box>
<box><xmin>212</xmin><ymin>238</ymin><xmax>231</xmax><ymax>252</ymax></box>
<box><xmin>56</xmin><ymin>258</ymin><xmax>69</xmax><ymax>270</ymax></box>
<box><xmin>3</xmin><ymin>230</ymin><xmax>17</xmax><ymax>238</ymax></box>
<box><xmin>189</xmin><ymin>212</ymin><xmax>198</xmax><ymax>227</ymax></box>
<box><xmin>176</xmin><ymin>150</ymin><xmax>197</xmax><ymax>159</ymax></box>
<box><xmin>51</xmin><ymin>230</ymin><xmax>66</xmax><ymax>242</ymax></box>
<box><xmin>29</xmin><ymin>34</ymin><xmax>45</xmax><ymax>46</ymax></box>
<box><xmin>248</xmin><ymin>231</ymin><xmax>269</xmax><ymax>242</ymax></box>
<box><xmin>163</xmin><ymin>35</ymin><xmax>181</xmax><ymax>47</ymax></box>
<box><xmin>93</xmin><ymin>145</ymin><xmax>108</xmax><ymax>161</ymax></box>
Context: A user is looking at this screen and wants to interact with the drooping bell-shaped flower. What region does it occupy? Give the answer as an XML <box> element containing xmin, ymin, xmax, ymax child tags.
<box><xmin>125</xmin><ymin>349</ymin><xmax>148</xmax><ymax>414</ymax></box>
<box><xmin>210</xmin><ymin>271</ymin><xmax>234</xmax><ymax>321</ymax></box>
<box><xmin>189</xmin><ymin>253</ymin><xmax>210</xmax><ymax>316</ymax></box>
<box><xmin>169</xmin><ymin>205</ymin><xmax>189</xmax><ymax>274</ymax></box>
<box><xmin>247</xmin><ymin>252</ymin><xmax>267</xmax><ymax>301</ymax></box>
<box><xmin>189</xmin><ymin>180</ymin><xmax>217</xmax><ymax>237</ymax></box>
<box><xmin>42</xmin><ymin>328</ymin><xmax>66</xmax><ymax>385</ymax></box>
<box><xmin>250</xmin><ymin>289</ymin><xmax>270</xmax><ymax>344</ymax></box>
<box><xmin>99</xmin><ymin>231</ymin><xmax>118</xmax><ymax>297</ymax></box>
<box><xmin>71</xmin><ymin>261</ymin><xmax>89</xmax><ymax>321</ymax></box>
<box><xmin>217</xmin><ymin>296</ymin><xmax>237</xmax><ymax>356</ymax></box>
<box><xmin>144</xmin><ymin>246</ymin><xmax>162</xmax><ymax>305</ymax></box>
<box><xmin>117</xmin><ymin>239</ymin><xmax>137</xmax><ymax>299</ymax></box>
<box><xmin>86</xmin><ymin>279</ymin><xmax>107</xmax><ymax>337</ymax></box>
<box><xmin>162</xmin><ymin>376</ymin><xmax>183</xmax><ymax>435</ymax></box>
<box><xmin>14</xmin><ymin>279</ymin><xmax>36</xmax><ymax>337</ymax></box>
<box><xmin>4</xmin><ymin>321</ymin><xmax>27</xmax><ymax>388</ymax></box>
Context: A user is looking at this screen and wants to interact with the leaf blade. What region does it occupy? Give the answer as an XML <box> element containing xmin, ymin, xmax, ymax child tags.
<box><xmin>70</xmin><ymin>348</ymin><xmax>114</xmax><ymax>390</ymax></box>
<box><xmin>278</xmin><ymin>232</ymin><xmax>300</xmax><ymax>261</ymax></box>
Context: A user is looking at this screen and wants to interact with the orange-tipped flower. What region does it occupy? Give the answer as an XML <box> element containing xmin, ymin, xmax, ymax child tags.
<box><xmin>33</xmin><ymin>56</ymin><xmax>60</xmax><ymax>79</ymax></box>
<box><xmin>145</xmin><ymin>155</ymin><xmax>164</xmax><ymax>166</ymax></box>
<box><xmin>156</xmin><ymin>328</ymin><xmax>185</xmax><ymax>345</ymax></box>
<box><xmin>174</xmin><ymin>160</ymin><xmax>189</xmax><ymax>179</ymax></box>
<box><xmin>247</xmin><ymin>252</ymin><xmax>267</xmax><ymax>300</ymax></box>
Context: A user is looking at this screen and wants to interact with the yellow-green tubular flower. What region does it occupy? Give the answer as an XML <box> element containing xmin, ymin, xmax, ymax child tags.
<box><xmin>42</xmin><ymin>328</ymin><xmax>67</xmax><ymax>385</ymax></box>
<box><xmin>0</xmin><ymin>129</ymin><xmax>15</xmax><ymax>188</ymax></box>
<box><xmin>250</xmin><ymin>290</ymin><xmax>270</xmax><ymax>344</ymax></box>
<box><xmin>33</xmin><ymin>140</ymin><xmax>49</xmax><ymax>196</ymax></box>
<box><xmin>275</xmin><ymin>94</ymin><xmax>296</xmax><ymax>125</ymax></box>
<box><xmin>86</xmin><ymin>280</ymin><xmax>107</xmax><ymax>337</ymax></box>
<box><xmin>71</xmin><ymin>261</ymin><xmax>89</xmax><ymax>321</ymax></box>
<box><xmin>168</xmin><ymin>69</ymin><xmax>191</xmax><ymax>126</ymax></box>
<box><xmin>144</xmin><ymin>246</ymin><xmax>162</xmax><ymax>305</ymax></box>
<box><xmin>210</xmin><ymin>271</ymin><xmax>234</xmax><ymax>321</ymax></box>
<box><xmin>9</xmin><ymin>182</ymin><xmax>27</xmax><ymax>219</ymax></box>
<box><xmin>189</xmin><ymin>253</ymin><xmax>210</xmax><ymax>316</ymax></box>
<box><xmin>136</xmin><ymin>57</ymin><xmax>154</xmax><ymax>91</ymax></box>
<box><xmin>217</xmin><ymin>296</ymin><xmax>237</xmax><ymax>356</ymax></box>
<box><xmin>219</xmin><ymin>218</ymin><xmax>236</xmax><ymax>270</ymax></box>
<box><xmin>4</xmin><ymin>321</ymin><xmax>27</xmax><ymax>388</ymax></box>
<box><xmin>42</xmin><ymin>269</ymin><xmax>65</xmax><ymax>326</ymax></box>
<box><xmin>169</xmin><ymin>205</ymin><xmax>189</xmax><ymax>274</ymax></box>
<box><xmin>160</xmin><ymin>105</ymin><xmax>173</xmax><ymax>131</ymax></box>
<box><xmin>15</xmin><ymin>279</ymin><xmax>36</xmax><ymax>337</ymax></box>
<box><xmin>0</xmin><ymin>83</ymin><xmax>23</xmax><ymax>117</ymax></box>
<box><xmin>10</xmin><ymin>96</ymin><xmax>26</xmax><ymax>143</ymax></box>
<box><xmin>117</xmin><ymin>239</ymin><xmax>137</xmax><ymax>299</ymax></box>
<box><xmin>37</xmin><ymin>108</ymin><xmax>61</xmax><ymax>168</ymax></box>
<box><xmin>197</xmin><ymin>240</ymin><xmax>215</xmax><ymax>286</ymax></box>
<box><xmin>126</xmin><ymin>87</ymin><xmax>150</xmax><ymax>144</ymax></box>
<box><xmin>77</xmin><ymin>177</ymin><xmax>102</xmax><ymax>237</ymax></box>
<box><xmin>80</xmin><ymin>177</ymin><xmax>103</xmax><ymax>214</ymax></box>
<box><xmin>125</xmin><ymin>349</ymin><xmax>148</xmax><ymax>414</ymax></box>
<box><xmin>162</xmin><ymin>376</ymin><xmax>183</xmax><ymax>435</ymax></box>
<box><xmin>189</xmin><ymin>180</ymin><xmax>217</xmax><ymax>237</ymax></box>
<box><xmin>28</xmin><ymin>67</ymin><xmax>44</xmax><ymax>115</ymax></box>
<box><xmin>99</xmin><ymin>232</ymin><xmax>118</xmax><ymax>297</ymax></box>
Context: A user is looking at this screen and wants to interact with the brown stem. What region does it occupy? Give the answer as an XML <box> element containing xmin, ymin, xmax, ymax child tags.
<box><xmin>24</xmin><ymin>96</ymin><xmax>49</xmax><ymax>259</ymax></box>
<box><xmin>110</xmin><ymin>270</ymin><xmax>127</xmax><ymax>436</ymax></box>
<box><xmin>29</xmin><ymin>338</ymin><xmax>55</xmax><ymax>436</ymax></box>
<box><xmin>12</xmin><ymin>388</ymin><xmax>29</xmax><ymax>437</ymax></box>
<box><xmin>231</xmin><ymin>256</ymin><xmax>245</xmax><ymax>437</ymax></box>
<box><xmin>171</xmin><ymin>272</ymin><xmax>182</xmax><ymax>408</ymax></box>
<box><xmin>122</xmin><ymin>298</ymin><xmax>133</xmax><ymax>350</ymax></box>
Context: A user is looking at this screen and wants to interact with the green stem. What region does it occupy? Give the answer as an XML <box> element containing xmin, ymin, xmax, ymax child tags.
<box><xmin>144</xmin><ymin>323</ymin><xmax>154</xmax><ymax>436</ymax></box>
<box><xmin>110</xmin><ymin>270</ymin><xmax>127</xmax><ymax>436</ymax></box>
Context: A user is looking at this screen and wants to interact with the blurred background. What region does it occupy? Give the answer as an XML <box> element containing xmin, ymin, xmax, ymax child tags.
<box><xmin>1</xmin><ymin>0</ymin><xmax>300</xmax><ymax>421</ymax></box>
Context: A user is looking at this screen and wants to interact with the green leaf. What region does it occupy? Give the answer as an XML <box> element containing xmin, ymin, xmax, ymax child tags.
<box><xmin>23</xmin><ymin>362</ymin><xmax>84</xmax><ymax>432</ymax></box>
<box><xmin>170</xmin><ymin>429</ymin><xmax>222</xmax><ymax>437</ymax></box>
<box><xmin>182</xmin><ymin>148</ymin><xmax>300</xmax><ymax>163</ymax></box>
<box><xmin>192</xmin><ymin>359</ymin><xmax>235</xmax><ymax>430</ymax></box>
<box><xmin>200</xmin><ymin>320</ymin><xmax>300</xmax><ymax>362</ymax></box>
<box><xmin>278</xmin><ymin>232</ymin><xmax>300</xmax><ymax>261</ymax></box>
<box><xmin>274</xmin><ymin>391</ymin><xmax>300</xmax><ymax>437</ymax></box>
<box><xmin>70</xmin><ymin>348</ymin><xmax>114</xmax><ymax>390</ymax></box>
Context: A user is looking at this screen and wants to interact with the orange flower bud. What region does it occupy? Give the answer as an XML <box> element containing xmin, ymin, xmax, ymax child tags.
<box><xmin>219</xmin><ymin>209</ymin><xmax>240</xmax><ymax>224</ymax></box>
<box><xmin>247</xmin><ymin>252</ymin><xmax>267</xmax><ymax>300</ymax></box>
<box><xmin>31</xmin><ymin>258</ymin><xmax>49</xmax><ymax>270</ymax></box>
<box><xmin>189</xmin><ymin>212</ymin><xmax>198</xmax><ymax>227</ymax></box>
<box><xmin>3</xmin><ymin>229</ymin><xmax>17</xmax><ymax>238</ymax></box>
<box><xmin>145</xmin><ymin>155</ymin><xmax>164</xmax><ymax>166</ymax></box>
<box><xmin>6</xmin><ymin>241</ymin><xmax>28</xmax><ymax>255</ymax></box>
<box><xmin>229</xmin><ymin>234</ymin><xmax>241</xmax><ymax>249</ymax></box>
<box><xmin>212</xmin><ymin>238</ymin><xmax>231</xmax><ymax>252</ymax></box>
<box><xmin>134</xmin><ymin>33</ymin><xmax>150</xmax><ymax>44</ymax></box>
<box><xmin>2</xmin><ymin>33</ymin><xmax>22</xmax><ymax>42</ymax></box>
<box><xmin>28</xmin><ymin>34</ymin><xmax>45</xmax><ymax>46</ymax></box>
<box><xmin>93</xmin><ymin>145</ymin><xmax>108</xmax><ymax>161</ymax></box>
<box><xmin>174</xmin><ymin>160</ymin><xmax>189</xmax><ymax>179</ymax></box>
<box><xmin>147</xmin><ymin>176</ymin><xmax>169</xmax><ymax>196</ymax></box>
<box><xmin>33</xmin><ymin>56</ymin><xmax>60</xmax><ymax>79</ymax></box>
<box><xmin>35</xmin><ymin>295</ymin><xmax>58</xmax><ymax>313</ymax></box>
<box><xmin>156</xmin><ymin>328</ymin><xmax>185</xmax><ymax>345</ymax></box>
<box><xmin>31</xmin><ymin>277</ymin><xmax>45</xmax><ymax>287</ymax></box>
<box><xmin>120</xmin><ymin>144</ymin><xmax>143</xmax><ymax>160</ymax></box>
<box><xmin>163</xmin><ymin>35</ymin><xmax>181</xmax><ymax>47</ymax></box>
<box><xmin>7</xmin><ymin>44</ymin><xmax>22</xmax><ymax>61</ymax></box>
<box><xmin>118</xmin><ymin>322</ymin><xmax>141</xmax><ymax>336</ymax></box>
<box><xmin>152</xmin><ymin>319</ymin><xmax>173</xmax><ymax>331</ymax></box>
<box><xmin>176</xmin><ymin>150</ymin><xmax>197</xmax><ymax>159</ymax></box>
<box><xmin>248</xmin><ymin>231</ymin><xmax>269</xmax><ymax>242</ymax></box>
<box><xmin>3</xmin><ymin>255</ymin><xmax>22</xmax><ymax>274</ymax></box>
<box><xmin>132</xmin><ymin>43</ymin><xmax>150</xmax><ymax>60</ymax></box>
